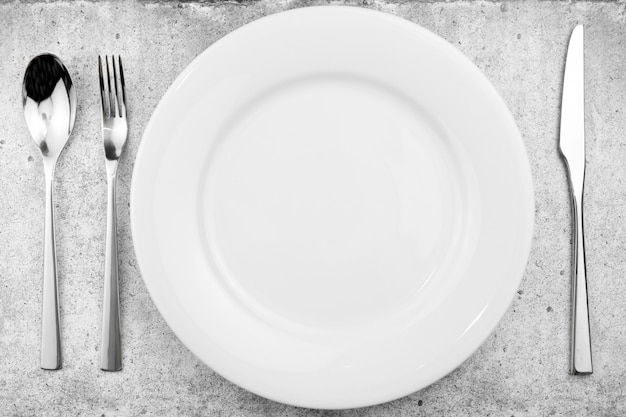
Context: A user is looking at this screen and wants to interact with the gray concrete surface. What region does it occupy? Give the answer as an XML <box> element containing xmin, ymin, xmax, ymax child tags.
<box><xmin>1</xmin><ymin>0</ymin><xmax>626</xmax><ymax>415</ymax></box>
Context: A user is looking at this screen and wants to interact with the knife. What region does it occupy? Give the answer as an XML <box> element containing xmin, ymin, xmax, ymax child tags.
<box><xmin>559</xmin><ymin>24</ymin><xmax>593</xmax><ymax>375</ymax></box>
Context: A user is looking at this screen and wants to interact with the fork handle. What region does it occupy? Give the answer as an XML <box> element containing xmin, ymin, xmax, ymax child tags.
<box><xmin>41</xmin><ymin>168</ymin><xmax>62</xmax><ymax>370</ymax></box>
<box><xmin>101</xmin><ymin>167</ymin><xmax>122</xmax><ymax>371</ymax></box>
<box><xmin>570</xmin><ymin>192</ymin><xmax>592</xmax><ymax>374</ymax></box>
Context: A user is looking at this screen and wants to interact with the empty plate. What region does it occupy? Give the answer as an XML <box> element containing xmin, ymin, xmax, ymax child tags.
<box><xmin>131</xmin><ymin>6</ymin><xmax>534</xmax><ymax>409</ymax></box>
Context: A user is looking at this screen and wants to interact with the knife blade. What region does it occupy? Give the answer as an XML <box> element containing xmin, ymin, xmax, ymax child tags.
<box><xmin>559</xmin><ymin>24</ymin><xmax>593</xmax><ymax>375</ymax></box>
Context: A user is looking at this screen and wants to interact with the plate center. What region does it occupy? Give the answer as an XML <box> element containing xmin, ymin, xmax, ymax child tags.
<box><xmin>202</xmin><ymin>74</ymin><xmax>463</xmax><ymax>328</ymax></box>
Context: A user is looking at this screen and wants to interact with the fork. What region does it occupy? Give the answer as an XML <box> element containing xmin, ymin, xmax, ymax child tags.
<box><xmin>98</xmin><ymin>55</ymin><xmax>128</xmax><ymax>371</ymax></box>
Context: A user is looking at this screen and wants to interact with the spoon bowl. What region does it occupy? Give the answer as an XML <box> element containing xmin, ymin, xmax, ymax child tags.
<box><xmin>22</xmin><ymin>53</ymin><xmax>76</xmax><ymax>370</ymax></box>
<box><xmin>23</xmin><ymin>54</ymin><xmax>76</xmax><ymax>160</ymax></box>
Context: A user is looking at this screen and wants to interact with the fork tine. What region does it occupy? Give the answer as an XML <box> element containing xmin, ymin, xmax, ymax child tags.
<box><xmin>118</xmin><ymin>56</ymin><xmax>126</xmax><ymax>118</ymax></box>
<box><xmin>112</xmin><ymin>56</ymin><xmax>121</xmax><ymax>118</ymax></box>
<box><xmin>105</xmin><ymin>56</ymin><xmax>116</xmax><ymax>117</ymax></box>
<box><xmin>98</xmin><ymin>56</ymin><xmax>108</xmax><ymax>118</ymax></box>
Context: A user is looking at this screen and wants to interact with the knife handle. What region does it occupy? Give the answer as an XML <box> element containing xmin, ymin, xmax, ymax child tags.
<box><xmin>570</xmin><ymin>192</ymin><xmax>593</xmax><ymax>374</ymax></box>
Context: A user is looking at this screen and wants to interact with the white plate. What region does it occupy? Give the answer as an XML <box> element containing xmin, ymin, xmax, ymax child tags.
<box><xmin>131</xmin><ymin>6</ymin><xmax>534</xmax><ymax>409</ymax></box>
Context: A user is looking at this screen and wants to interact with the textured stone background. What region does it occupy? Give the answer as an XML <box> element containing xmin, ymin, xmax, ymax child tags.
<box><xmin>1</xmin><ymin>0</ymin><xmax>626</xmax><ymax>415</ymax></box>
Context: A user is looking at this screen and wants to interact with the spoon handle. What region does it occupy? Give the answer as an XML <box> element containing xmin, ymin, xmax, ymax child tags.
<box><xmin>100</xmin><ymin>167</ymin><xmax>122</xmax><ymax>371</ymax></box>
<box><xmin>41</xmin><ymin>171</ymin><xmax>62</xmax><ymax>370</ymax></box>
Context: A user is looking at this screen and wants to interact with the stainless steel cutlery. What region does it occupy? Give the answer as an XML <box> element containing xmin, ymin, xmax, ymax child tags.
<box><xmin>98</xmin><ymin>55</ymin><xmax>128</xmax><ymax>372</ymax></box>
<box><xmin>559</xmin><ymin>25</ymin><xmax>593</xmax><ymax>375</ymax></box>
<box><xmin>23</xmin><ymin>54</ymin><xmax>77</xmax><ymax>370</ymax></box>
<box><xmin>23</xmin><ymin>54</ymin><xmax>128</xmax><ymax>371</ymax></box>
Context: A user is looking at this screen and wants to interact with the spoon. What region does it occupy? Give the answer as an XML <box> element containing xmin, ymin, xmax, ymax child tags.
<box><xmin>23</xmin><ymin>54</ymin><xmax>77</xmax><ymax>370</ymax></box>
